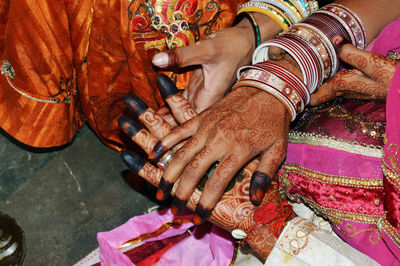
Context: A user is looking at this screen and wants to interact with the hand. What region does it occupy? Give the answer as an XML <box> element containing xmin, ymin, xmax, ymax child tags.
<box><xmin>310</xmin><ymin>42</ymin><xmax>399</xmax><ymax>106</ymax></box>
<box><xmin>119</xmin><ymin>75</ymin><xmax>293</xmax><ymax>258</ymax></box>
<box><xmin>149</xmin><ymin>85</ymin><xmax>290</xmax><ymax>225</ymax></box>
<box><xmin>152</xmin><ymin>15</ymin><xmax>281</xmax><ymax>113</ymax></box>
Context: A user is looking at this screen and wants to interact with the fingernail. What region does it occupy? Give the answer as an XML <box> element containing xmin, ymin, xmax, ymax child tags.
<box><xmin>333</xmin><ymin>37</ymin><xmax>351</xmax><ymax>55</ymax></box>
<box><xmin>120</xmin><ymin>150</ymin><xmax>146</xmax><ymax>174</ymax></box>
<box><xmin>149</xmin><ymin>141</ymin><xmax>167</xmax><ymax>162</ymax></box>
<box><xmin>152</xmin><ymin>52</ymin><xmax>169</xmax><ymax>68</ymax></box>
<box><xmin>332</xmin><ymin>35</ymin><xmax>344</xmax><ymax>47</ymax></box>
<box><xmin>156</xmin><ymin>178</ymin><xmax>173</xmax><ymax>201</ymax></box>
<box><xmin>156</xmin><ymin>74</ymin><xmax>180</xmax><ymax>99</ymax></box>
<box><xmin>249</xmin><ymin>171</ymin><xmax>272</xmax><ymax>206</ymax></box>
<box><xmin>171</xmin><ymin>197</ymin><xmax>188</xmax><ymax>215</ymax></box>
<box><xmin>123</xmin><ymin>95</ymin><xmax>148</xmax><ymax>117</ymax></box>
<box><xmin>118</xmin><ymin>116</ymin><xmax>142</xmax><ymax>138</ymax></box>
<box><xmin>193</xmin><ymin>205</ymin><xmax>212</xmax><ymax>225</ymax></box>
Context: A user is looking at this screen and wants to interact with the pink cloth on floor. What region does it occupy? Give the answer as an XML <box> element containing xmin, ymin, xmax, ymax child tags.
<box><xmin>97</xmin><ymin>209</ymin><xmax>235</xmax><ymax>266</ymax></box>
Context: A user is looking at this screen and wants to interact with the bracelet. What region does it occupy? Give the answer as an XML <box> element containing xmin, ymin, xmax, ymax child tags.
<box><xmin>253</xmin><ymin>36</ymin><xmax>322</xmax><ymax>93</ymax></box>
<box><xmin>284</xmin><ymin>24</ymin><xmax>332</xmax><ymax>81</ymax></box>
<box><xmin>244</xmin><ymin>12</ymin><xmax>262</xmax><ymax>48</ymax></box>
<box><xmin>238</xmin><ymin>2</ymin><xmax>292</xmax><ymax>30</ymax></box>
<box><xmin>233</xmin><ymin>78</ymin><xmax>298</xmax><ymax>121</ymax></box>
<box><xmin>256</xmin><ymin>0</ymin><xmax>303</xmax><ymax>23</ymax></box>
<box><xmin>236</xmin><ymin>62</ymin><xmax>309</xmax><ymax>120</ymax></box>
<box><xmin>316</xmin><ymin>4</ymin><xmax>366</xmax><ymax>49</ymax></box>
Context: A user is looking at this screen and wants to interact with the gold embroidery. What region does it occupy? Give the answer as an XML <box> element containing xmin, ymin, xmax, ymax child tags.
<box><xmin>289</xmin><ymin>132</ymin><xmax>383</xmax><ymax>158</ymax></box>
<box><xmin>335</xmin><ymin>223</ymin><xmax>381</xmax><ymax>245</ymax></box>
<box><xmin>281</xmin><ymin>164</ymin><xmax>383</xmax><ymax>188</ymax></box>
<box><xmin>382</xmin><ymin>160</ymin><xmax>400</xmax><ymax>191</ymax></box>
<box><xmin>384</xmin><ymin>143</ymin><xmax>400</xmax><ymax>172</ymax></box>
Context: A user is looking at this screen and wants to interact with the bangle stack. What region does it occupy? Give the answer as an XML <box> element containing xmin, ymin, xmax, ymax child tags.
<box><xmin>237</xmin><ymin>4</ymin><xmax>366</xmax><ymax>121</ymax></box>
<box><xmin>253</xmin><ymin>3</ymin><xmax>366</xmax><ymax>94</ymax></box>
<box><xmin>237</xmin><ymin>0</ymin><xmax>319</xmax><ymax>33</ymax></box>
<box><xmin>234</xmin><ymin>62</ymin><xmax>309</xmax><ymax>121</ymax></box>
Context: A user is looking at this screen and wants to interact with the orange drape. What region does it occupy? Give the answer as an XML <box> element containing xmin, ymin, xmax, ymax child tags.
<box><xmin>0</xmin><ymin>0</ymin><xmax>244</xmax><ymax>150</ymax></box>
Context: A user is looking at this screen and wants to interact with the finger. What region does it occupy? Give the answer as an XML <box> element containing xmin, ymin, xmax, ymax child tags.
<box><xmin>123</xmin><ymin>95</ymin><xmax>172</xmax><ymax>139</ymax></box>
<box><xmin>171</xmin><ymin>145</ymin><xmax>219</xmax><ymax>215</ymax></box>
<box><xmin>152</xmin><ymin>39</ymin><xmax>215</xmax><ymax>68</ymax></box>
<box><xmin>249</xmin><ymin>140</ymin><xmax>286</xmax><ymax>206</ymax></box>
<box><xmin>156</xmin><ymin>135</ymin><xmax>207</xmax><ymax>201</ymax></box>
<box><xmin>157</xmin><ymin>74</ymin><xmax>197</xmax><ymax>123</ymax></box>
<box><xmin>118</xmin><ymin>116</ymin><xmax>158</xmax><ymax>154</ymax></box>
<box><xmin>339</xmin><ymin>43</ymin><xmax>398</xmax><ymax>86</ymax></box>
<box><xmin>309</xmin><ymin>69</ymin><xmax>384</xmax><ymax>106</ymax></box>
<box><xmin>120</xmin><ymin>150</ymin><xmax>162</xmax><ymax>187</ymax></box>
<box><xmin>148</xmin><ymin>118</ymin><xmax>200</xmax><ymax>162</ymax></box>
<box><xmin>158</xmin><ymin>113</ymin><xmax>178</xmax><ymax>128</ymax></box>
<box><xmin>193</xmin><ymin>154</ymin><xmax>245</xmax><ymax>225</ymax></box>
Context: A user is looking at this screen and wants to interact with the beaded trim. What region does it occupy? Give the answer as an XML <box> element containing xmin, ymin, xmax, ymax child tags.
<box><xmin>379</xmin><ymin>217</ymin><xmax>400</xmax><ymax>249</ymax></box>
<box><xmin>282</xmin><ymin>163</ymin><xmax>383</xmax><ymax>188</ymax></box>
<box><xmin>289</xmin><ymin>131</ymin><xmax>383</xmax><ymax>158</ymax></box>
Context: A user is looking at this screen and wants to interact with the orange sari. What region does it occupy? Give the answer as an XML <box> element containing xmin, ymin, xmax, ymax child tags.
<box><xmin>0</xmin><ymin>0</ymin><xmax>243</xmax><ymax>150</ymax></box>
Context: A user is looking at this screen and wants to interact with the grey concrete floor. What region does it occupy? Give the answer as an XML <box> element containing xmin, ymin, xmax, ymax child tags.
<box><xmin>0</xmin><ymin>125</ymin><xmax>158</xmax><ymax>265</ymax></box>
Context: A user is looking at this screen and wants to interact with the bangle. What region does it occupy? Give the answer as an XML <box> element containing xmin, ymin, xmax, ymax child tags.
<box><xmin>316</xmin><ymin>4</ymin><xmax>366</xmax><ymax>49</ymax></box>
<box><xmin>284</xmin><ymin>24</ymin><xmax>332</xmax><ymax>81</ymax></box>
<box><xmin>238</xmin><ymin>2</ymin><xmax>292</xmax><ymax>30</ymax></box>
<box><xmin>244</xmin><ymin>12</ymin><xmax>262</xmax><ymax>48</ymax></box>
<box><xmin>233</xmin><ymin>78</ymin><xmax>298</xmax><ymax>121</ymax></box>
<box><xmin>256</xmin><ymin>0</ymin><xmax>303</xmax><ymax>23</ymax></box>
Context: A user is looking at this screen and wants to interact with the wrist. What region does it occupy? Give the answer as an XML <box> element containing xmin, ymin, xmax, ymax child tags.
<box><xmin>235</xmin><ymin>13</ymin><xmax>282</xmax><ymax>51</ymax></box>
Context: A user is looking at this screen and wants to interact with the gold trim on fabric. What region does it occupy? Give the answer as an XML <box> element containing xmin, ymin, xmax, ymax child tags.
<box><xmin>378</xmin><ymin>217</ymin><xmax>400</xmax><ymax>249</ymax></box>
<box><xmin>289</xmin><ymin>132</ymin><xmax>383</xmax><ymax>158</ymax></box>
<box><xmin>280</xmin><ymin>188</ymin><xmax>382</xmax><ymax>225</ymax></box>
<box><xmin>282</xmin><ymin>164</ymin><xmax>383</xmax><ymax>189</ymax></box>
<box><xmin>117</xmin><ymin>218</ymin><xmax>192</xmax><ymax>250</ymax></box>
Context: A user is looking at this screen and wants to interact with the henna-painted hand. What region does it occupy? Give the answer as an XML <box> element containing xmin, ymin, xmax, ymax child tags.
<box><xmin>152</xmin><ymin>16</ymin><xmax>281</xmax><ymax>113</ymax></box>
<box><xmin>119</xmin><ymin>75</ymin><xmax>292</xmax><ymax>258</ymax></box>
<box><xmin>310</xmin><ymin>41</ymin><xmax>399</xmax><ymax>106</ymax></box>
<box><xmin>149</xmin><ymin>85</ymin><xmax>290</xmax><ymax>225</ymax></box>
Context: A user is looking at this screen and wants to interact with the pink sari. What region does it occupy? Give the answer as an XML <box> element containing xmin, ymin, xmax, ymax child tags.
<box><xmin>279</xmin><ymin>17</ymin><xmax>400</xmax><ymax>265</ymax></box>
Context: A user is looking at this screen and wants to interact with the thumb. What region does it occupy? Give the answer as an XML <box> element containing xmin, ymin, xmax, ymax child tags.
<box><xmin>152</xmin><ymin>39</ymin><xmax>214</xmax><ymax>68</ymax></box>
<box><xmin>309</xmin><ymin>82</ymin><xmax>336</xmax><ymax>106</ymax></box>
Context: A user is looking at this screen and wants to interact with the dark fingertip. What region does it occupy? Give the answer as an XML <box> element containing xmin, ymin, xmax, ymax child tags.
<box><xmin>249</xmin><ymin>171</ymin><xmax>272</xmax><ymax>206</ymax></box>
<box><xmin>123</xmin><ymin>94</ymin><xmax>148</xmax><ymax>117</ymax></box>
<box><xmin>156</xmin><ymin>74</ymin><xmax>180</xmax><ymax>99</ymax></box>
<box><xmin>193</xmin><ymin>205</ymin><xmax>212</xmax><ymax>225</ymax></box>
<box><xmin>156</xmin><ymin>178</ymin><xmax>173</xmax><ymax>201</ymax></box>
<box><xmin>171</xmin><ymin>197</ymin><xmax>188</xmax><ymax>215</ymax></box>
<box><xmin>120</xmin><ymin>150</ymin><xmax>146</xmax><ymax>174</ymax></box>
<box><xmin>149</xmin><ymin>141</ymin><xmax>167</xmax><ymax>162</ymax></box>
<box><xmin>335</xmin><ymin>38</ymin><xmax>352</xmax><ymax>55</ymax></box>
<box><xmin>118</xmin><ymin>116</ymin><xmax>142</xmax><ymax>137</ymax></box>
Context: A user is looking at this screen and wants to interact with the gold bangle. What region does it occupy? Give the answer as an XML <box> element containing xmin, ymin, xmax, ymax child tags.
<box><xmin>238</xmin><ymin>3</ymin><xmax>292</xmax><ymax>30</ymax></box>
<box><xmin>281</xmin><ymin>0</ymin><xmax>306</xmax><ymax>20</ymax></box>
<box><xmin>308</xmin><ymin>0</ymin><xmax>319</xmax><ymax>12</ymax></box>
